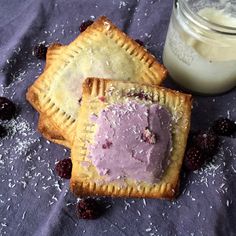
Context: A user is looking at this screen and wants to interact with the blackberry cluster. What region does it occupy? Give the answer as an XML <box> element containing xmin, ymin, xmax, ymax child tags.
<box><xmin>212</xmin><ymin>118</ymin><xmax>236</xmax><ymax>136</ymax></box>
<box><xmin>184</xmin><ymin>147</ymin><xmax>205</xmax><ymax>171</ymax></box>
<box><xmin>0</xmin><ymin>125</ymin><xmax>7</xmax><ymax>138</ymax></box>
<box><xmin>0</xmin><ymin>97</ymin><xmax>16</xmax><ymax>120</ymax></box>
<box><xmin>193</xmin><ymin>131</ymin><xmax>219</xmax><ymax>155</ymax></box>
<box><xmin>184</xmin><ymin>117</ymin><xmax>235</xmax><ymax>171</ymax></box>
<box><xmin>0</xmin><ymin>97</ymin><xmax>16</xmax><ymax>139</ymax></box>
<box><xmin>184</xmin><ymin>130</ymin><xmax>217</xmax><ymax>171</ymax></box>
<box><xmin>77</xmin><ymin>198</ymin><xmax>102</xmax><ymax>219</ymax></box>
<box><xmin>55</xmin><ymin>158</ymin><xmax>72</xmax><ymax>179</ymax></box>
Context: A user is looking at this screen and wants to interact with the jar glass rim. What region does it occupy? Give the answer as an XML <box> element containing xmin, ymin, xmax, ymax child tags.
<box><xmin>176</xmin><ymin>0</ymin><xmax>236</xmax><ymax>35</ymax></box>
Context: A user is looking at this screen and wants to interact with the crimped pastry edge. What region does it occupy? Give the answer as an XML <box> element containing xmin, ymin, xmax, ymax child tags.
<box><xmin>37</xmin><ymin>43</ymin><xmax>71</xmax><ymax>147</ymax></box>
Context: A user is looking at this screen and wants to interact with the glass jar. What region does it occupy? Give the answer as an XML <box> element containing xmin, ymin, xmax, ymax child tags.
<box><xmin>163</xmin><ymin>0</ymin><xmax>236</xmax><ymax>94</ymax></box>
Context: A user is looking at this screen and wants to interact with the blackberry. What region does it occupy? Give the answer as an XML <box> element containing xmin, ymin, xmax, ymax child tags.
<box><xmin>212</xmin><ymin>118</ymin><xmax>236</xmax><ymax>136</ymax></box>
<box><xmin>184</xmin><ymin>147</ymin><xmax>205</xmax><ymax>171</ymax></box>
<box><xmin>79</xmin><ymin>20</ymin><xmax>94</xmax><ymax>33</ymax></box>
<box><xmin>55</xmin><ymin>158</ymin><xmax>72</xmax><ymax>179</ymax></box>
<box><xmin>33</xmin><ymin>43</ymin><xmax>48</xmax><ymax>60</ymax></box>
<box><xmin>0</xmin><ymin>125</ymin><xmax>7</xmax><ymax>138</ymax></box>
<box><xmin>77</xmin><ymin>198</ymin><xmax>101</xmax><ymax>219</ymax></box>
<box><xmin>193</xmin><ymin>130</ymin><xmax>219</xmax><ymax>155</ymax></box>
<box><xmin>0</xmin><ymin>97</ymin><xmax>16</xmax><ymax>120</ymax></box>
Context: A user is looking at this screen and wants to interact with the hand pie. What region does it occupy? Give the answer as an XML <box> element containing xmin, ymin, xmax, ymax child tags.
<box><xmin>26</xmin><ymin>16</ymin><xmax>167</xmax><ymax>145</ymax></box>
<box><xmin>71</xmin><ymin>78</ymin><xmax>192</xmax><ymax>199</ymax></box>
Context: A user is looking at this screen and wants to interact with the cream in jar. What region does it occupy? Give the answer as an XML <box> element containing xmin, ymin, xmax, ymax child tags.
<box><xmin>163</xmin><ymin>1</ymin><xmax>236</xmax><ymax>94</ymax></box>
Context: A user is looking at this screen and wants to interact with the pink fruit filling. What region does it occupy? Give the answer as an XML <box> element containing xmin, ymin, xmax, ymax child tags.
<box><xmin>88</xmin><ymin>101</ymin><xmax>172</xmax><ymax>183</ymax></box>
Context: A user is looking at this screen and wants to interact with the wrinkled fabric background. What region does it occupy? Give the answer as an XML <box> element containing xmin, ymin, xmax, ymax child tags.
<box><xmin>0</xmin><ymin>0</ymin><xmax>235</xmax><ymax>235</ymax></box>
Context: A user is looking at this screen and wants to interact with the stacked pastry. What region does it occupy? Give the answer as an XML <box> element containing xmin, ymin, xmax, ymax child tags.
<box><xmin>27</xmin><ymin>16</ymin><xmax>192</xmax><ymax>199</ymax></box>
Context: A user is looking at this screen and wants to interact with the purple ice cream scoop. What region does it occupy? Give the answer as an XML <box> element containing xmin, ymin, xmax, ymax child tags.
<box><xmin>88</xmin><ymin>101</ymin><xmax>172</xmax><ymax>184</ymax></box>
